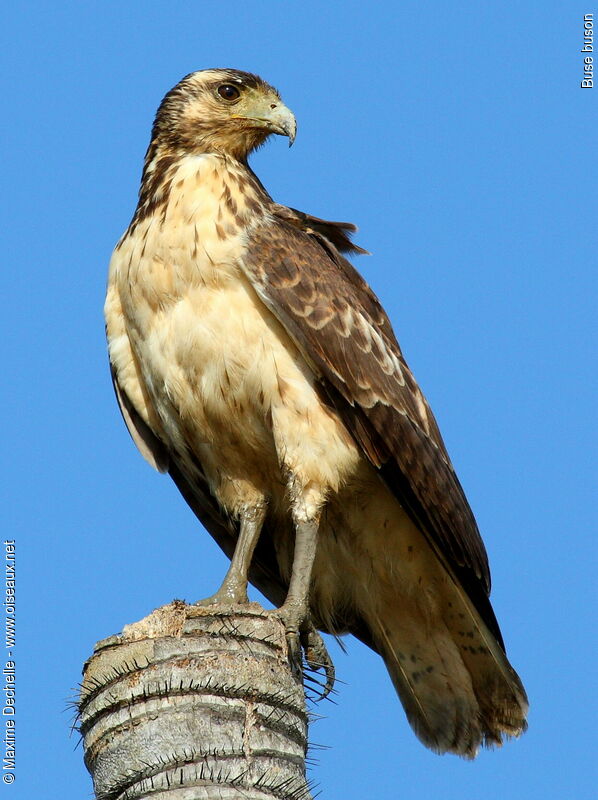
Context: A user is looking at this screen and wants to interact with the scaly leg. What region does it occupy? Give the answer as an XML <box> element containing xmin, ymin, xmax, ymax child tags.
<box><xmin>277</xmin><ymin>516</ymin><xmax>320</xmax><ymax>679</ymax></box>
<box><xmin>196</xmin><ymin>504</ymin><xmax>266</xmax><ymax>605</ymax></box>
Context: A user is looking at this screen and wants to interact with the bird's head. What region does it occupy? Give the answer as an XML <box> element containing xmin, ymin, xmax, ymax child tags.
<box><xmin>149</xmin><ymin>69</ymin><xmax>296</xmax><ymax>161</ymax></box>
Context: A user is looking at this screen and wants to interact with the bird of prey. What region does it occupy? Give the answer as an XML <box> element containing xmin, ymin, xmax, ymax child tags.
<box><xmin>105</xmin><ymin>68</ymin><xmax>528</xmax><ymax>757</ymax></box>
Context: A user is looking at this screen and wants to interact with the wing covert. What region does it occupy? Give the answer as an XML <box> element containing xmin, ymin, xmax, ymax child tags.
<box><xmin>241</xmin><ymin>217</ymin><xmax>499</xmax><ymax>640</ymax></box>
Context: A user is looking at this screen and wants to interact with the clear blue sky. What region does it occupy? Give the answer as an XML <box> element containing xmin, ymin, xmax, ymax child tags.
<box><xmin>4</xmin><ymin>2</ymin><xmax>596</xmax><ymax>798</ymax></box>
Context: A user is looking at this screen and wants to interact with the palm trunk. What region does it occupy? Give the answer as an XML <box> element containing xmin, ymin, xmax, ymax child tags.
<box><xmin>78</xmin><ymin>601</ymin><xmax>314</xmax><ymax>800</ymax></box>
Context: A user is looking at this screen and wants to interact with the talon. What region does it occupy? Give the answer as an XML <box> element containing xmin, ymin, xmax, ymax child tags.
<box><xmin>274</xmin><ymin>606</ymin><xmax>336</xmax><ymax>698</ymax></box>
<box><xmin>272</xmin><ymin>602</ymin><xmax>308</xmax><ymax>680</ymax></box>
<box><xmin>286</xmin><ymin>629</ymin><xmax>304</xmax><ymax>681</ymax></box>
<box><xmin>302</xmin><ymin>625</ymin><xmax>335</xmax><ymax>699</ymax></box>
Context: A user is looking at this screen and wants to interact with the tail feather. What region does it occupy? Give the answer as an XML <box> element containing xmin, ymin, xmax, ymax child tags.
<box><xmin>369</xmin><ymin>590</ymin><xmax>528</xmax><ymax>757</ymax></box>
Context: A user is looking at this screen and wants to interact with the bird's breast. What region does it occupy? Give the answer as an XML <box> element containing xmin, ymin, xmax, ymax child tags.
<box><xmin>107</xmin><ymin>153</ymin><xmax>362</xmax><ymax>516</ymax></box>
<box><xmin>112</xmin><ymin>162</ymin><xmax>266</xmax><ymax>432</ymax></box>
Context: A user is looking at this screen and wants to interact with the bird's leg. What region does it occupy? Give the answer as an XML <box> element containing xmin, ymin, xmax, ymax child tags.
<box><xmin>196</xmin><ymin>504</ymin><xmax>266</xmax><ymax>606</ymax></box>
<box><xmin>278</xmin><ymin>522</ymin><xmax>336</xmax><ymax>697</ymax></box>
<box><xmin>276</xmin><ymin>515</ymin><xmax>320</xmax><ymax>680</ymax></box>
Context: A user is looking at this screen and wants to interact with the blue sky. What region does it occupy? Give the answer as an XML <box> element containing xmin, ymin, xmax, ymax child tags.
<box><xmin>4</xmin><ymin>2</ymin><xmax>596</xmax><ymax>798</ymax></box>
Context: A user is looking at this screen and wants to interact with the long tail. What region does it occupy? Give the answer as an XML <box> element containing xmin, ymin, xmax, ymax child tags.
<box><xmin>367</xmin><ymin>584</ymin><xmax>528</xmax><ymax>757</ymax></box>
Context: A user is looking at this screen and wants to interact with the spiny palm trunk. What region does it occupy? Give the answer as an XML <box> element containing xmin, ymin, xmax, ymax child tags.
<box><xmin>78</xmin><ymin>601</ymin><xmax>314</xmax><ymax>800</ymax></box>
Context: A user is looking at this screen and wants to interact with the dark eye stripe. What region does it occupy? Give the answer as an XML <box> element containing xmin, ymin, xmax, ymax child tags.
<box><xmin>218</xmin><ymin>84</ymin><xmax>241</xmax><ymax>101</ymax></box>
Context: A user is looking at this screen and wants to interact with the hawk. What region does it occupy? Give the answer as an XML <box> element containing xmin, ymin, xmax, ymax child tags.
<box><xmin>105</xmin><ymin>69</ymin><xmax>528</xmax><ymax>756</ymax></box>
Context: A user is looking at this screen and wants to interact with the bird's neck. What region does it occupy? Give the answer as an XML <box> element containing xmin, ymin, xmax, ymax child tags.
<box><xmin>128</xmin><ymin>143</ymin><xmax>270</xmax><ymax>235</ymax></box>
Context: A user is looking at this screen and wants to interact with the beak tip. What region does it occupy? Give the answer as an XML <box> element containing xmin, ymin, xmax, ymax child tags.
<box><xmin>286</xmin><ymin>120</ymin><xmax>297</xmax><ymax>147</ymax></box>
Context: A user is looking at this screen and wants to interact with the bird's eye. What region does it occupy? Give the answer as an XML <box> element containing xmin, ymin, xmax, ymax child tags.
<box><xmin>217</xmin><ymin>84</ymin><xmax>241</xmax><ymax>101</ymax></box>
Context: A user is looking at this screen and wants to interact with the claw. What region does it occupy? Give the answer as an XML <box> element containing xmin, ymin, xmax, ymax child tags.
<box><xmin>302</xmin><ymin>625</ymin><xmax>335</xmax><ymax>699</ymax></box>
<box><xmin>274</xmin><ymin>604</ymin><xmax>336</xmax><ymax>699</ymax></box>
<box><xmin>285</xmin><ymin>629</ymin><xmax>304</xmax><ymax>682</ymax></box>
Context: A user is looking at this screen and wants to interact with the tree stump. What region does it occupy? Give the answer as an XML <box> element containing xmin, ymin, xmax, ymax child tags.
<box><xmin>78</xmin><ymin>601</ymin><xmax>314</xmax><ymax>800</ymax></box>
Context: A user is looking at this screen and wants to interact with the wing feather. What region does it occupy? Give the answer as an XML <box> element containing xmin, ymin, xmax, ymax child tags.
<box><xmin>271</xmin><ymin>203</ymin><xmax>370</xmax><ymax>256</ymax></box>
<box><xmin>110</xmin><ymin>365</ymin><xmax>169</xmax><ymax>473</ymax></box>
<box><xmin>241</xmin><ymin>218</ymin><xmax>503</xmax><ymax>644</ymax></box>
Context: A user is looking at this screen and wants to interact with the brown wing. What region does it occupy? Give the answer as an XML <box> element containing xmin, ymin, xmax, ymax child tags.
<box><xmin>241</xmin><ymin>217</ymin><xmax>505</xmax><ymax>648</ymax></box>
<box><xmin>271</xmin><ymin>203</ymin><xmax>370</xmax><ymax>256</ymax></box>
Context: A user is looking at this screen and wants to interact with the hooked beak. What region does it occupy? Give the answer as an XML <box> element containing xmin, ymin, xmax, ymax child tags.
<box><xmin>232</xmin><ymin>101</ymin><xmax>297</xmax><ymax>146</ymax></box>
<box><xmin>266</xmin><ymin>103</ymin><xmax>297</xmax><ymax>146</ymax></box>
